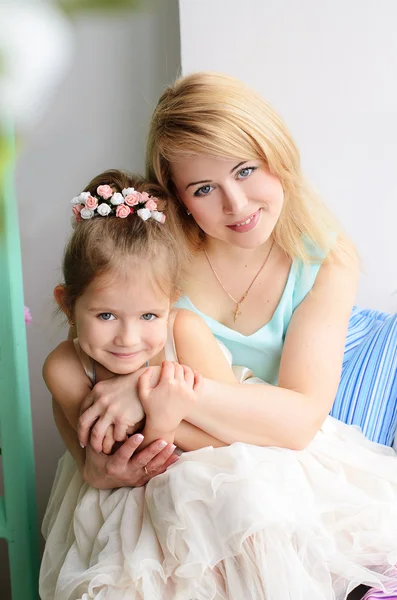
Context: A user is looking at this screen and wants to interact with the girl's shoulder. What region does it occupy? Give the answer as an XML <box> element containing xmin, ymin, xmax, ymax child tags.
<box><xmin>43</xmin><ymin>341</ymin><xmax>93</xmax><ymax>430</ymax></box>
<box><xmin>43</xmin><ymin>340</ymin><xmax>88</xmax><ymax>397</ymax></box>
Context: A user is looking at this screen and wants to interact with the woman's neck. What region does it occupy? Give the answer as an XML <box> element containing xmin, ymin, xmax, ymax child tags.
<box><xmin>203</xmin><ymin>236</ymin><xmax>274</xmax><ymax>268</ymax></box>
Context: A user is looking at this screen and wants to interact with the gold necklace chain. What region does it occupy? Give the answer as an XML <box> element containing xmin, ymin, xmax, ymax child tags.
<box><xmin>204</xmin><ymin>240</ymin><xmax>275</xmax><ymax>321</ymax></box>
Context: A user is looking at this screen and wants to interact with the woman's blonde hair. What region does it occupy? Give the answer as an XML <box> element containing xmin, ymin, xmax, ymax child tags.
<box><xmin>146</xmin><ymin>71</ymin><xmax>353</xmax><ymax>263</ymax></box>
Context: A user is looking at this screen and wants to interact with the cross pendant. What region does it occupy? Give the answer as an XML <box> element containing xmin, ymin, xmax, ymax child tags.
<box><xmin>234</xmin><ymin>304</ymin><xmax>241</xmax><ymax>321</ymax></box>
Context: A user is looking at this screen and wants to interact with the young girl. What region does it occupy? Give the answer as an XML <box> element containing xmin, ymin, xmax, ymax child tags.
<box><xmin>40</xmin><ymin>169</ymin><xmax>397</xmax><ymax>600</ymax></box>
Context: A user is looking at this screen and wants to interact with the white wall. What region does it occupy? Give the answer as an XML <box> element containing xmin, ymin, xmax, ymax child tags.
<box><xmin>0</xmin><ymin>2</ymin><xmax>180</xmax><ymax>596</ymax></box>
<box><xmin>179</xmin><ymin>0</ymin><xmax>397</xmax><ymax>312</ymax></box>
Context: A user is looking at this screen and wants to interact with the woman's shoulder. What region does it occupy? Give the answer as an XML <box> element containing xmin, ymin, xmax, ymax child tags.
<box><xmin>295</xmin><ymin>237</ymin><xmax>359</xmax><ymax>319</ymax></box>
<box><xmin>316</xmin><ymin>236</ymin><xmax>359</xmax><ymax>286</ymax></box>
<box><xmin>292</xmin><ymin>235</ymin><xmax>358</xmax><ymax>309</ymax></box>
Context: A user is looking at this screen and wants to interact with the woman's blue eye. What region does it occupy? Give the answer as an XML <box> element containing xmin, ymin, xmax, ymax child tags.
<box><xmin>237</xmin><ymin>166</ymin><xmax>256</xmax><ymax>179</ymax></box>
<box><xmin>194</xmin><ymin>184</ymin><xmax>214</xmax><ymax>197</ymax></box>
<box><xmin>141</xmin><ymin>313</ymin><xmax>157</xmax><ymax>321</ymax></box>
<box><xmin>98</xmin><ymin>313</ymin><xmax>115</xmax><ymax>321</ymax></box>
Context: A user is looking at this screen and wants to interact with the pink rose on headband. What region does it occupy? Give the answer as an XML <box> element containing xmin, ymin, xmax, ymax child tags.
<box><xmin>72</xmin><ymin>204</ymin><xmax>83</xmax><ymax>222</ymax></box>
<box><xmin>97</xmin><ymin>185</ymin><xmax>113</xmax><ymax>200</ymax></box>
<box><xmin>72</xmin><ymin>204</ymin><xmax>82</xmax><ymax>216</ymax></box>
<box><xmin>124</xmin><ymin>192</ymin><xmax>140</xmax><ymax>207</ymax></box>
<box><xmin>145</xmin><ymin>199</ymin><xmax>157</xmax><ymax>211</ymax></box>
<box><xmin>85</xmin><ymin>196</ymin><xmax>98</xmax><ymax>210</ymax></box>
<box><xmin>116</xmin><ymin>204</ymin><xmax>131</xmax><ymax>218</ymax></box>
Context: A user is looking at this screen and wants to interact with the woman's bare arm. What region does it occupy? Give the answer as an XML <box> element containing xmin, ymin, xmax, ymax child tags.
<box><xmin>185</xmin><ymin>252</ymin><xmax>359</xmax><ymax>449</ymax></box>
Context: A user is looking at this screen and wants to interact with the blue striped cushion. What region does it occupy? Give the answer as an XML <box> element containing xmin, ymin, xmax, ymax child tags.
<box><xmin>331</xmin><ymin>307</ymin><xmax>397</xmax><ymax>447</ymax></box>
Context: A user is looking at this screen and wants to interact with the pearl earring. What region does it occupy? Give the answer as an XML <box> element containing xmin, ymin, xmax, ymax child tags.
<box><xmin>186</xmin><ymin>209</ymin><xmax>191</xmax><ymax>216</ymax></box>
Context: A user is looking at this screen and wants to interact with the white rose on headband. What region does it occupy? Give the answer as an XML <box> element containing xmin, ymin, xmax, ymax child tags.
<box><xmin>151</xmin><ymin>210</ymin><xmax>166</xmax><ymax>223</ymax></box>
<box><xmin>78</xmin><ymin>192</ymin><xmax>91</xmax><ymax>203</ymax></box>
<box><xmin>122</xmin><ymin>187</ymin><xmax>135</xmax><ymax>197</ymax></box>
<box><xmin>137</xmin><ymin>208</ymin><xmax>151</xmax><ymax>221</ymax></box>
<box><xmin>97</xmin><ymin>203</ymin><xmax>112</xmax><ymax>216</ymax></box>
<box><xmin>111</xmin><ymin>192</ymin><xmax>124</xmax><ymax>205</ymax></box>
<box><xmin>71</xmin><ymin>196</ymin><xmax>81</xmax><ymax>205</ymax></box>
<box><xmin>81</xmin><ymin>207</ymin><xmax>95</xmax><ymax>219</ymax></box>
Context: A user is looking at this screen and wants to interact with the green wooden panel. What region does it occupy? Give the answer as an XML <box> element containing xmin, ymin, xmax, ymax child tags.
<box><xmin>0</xmin><ymin>122</ymin><xmax>40</xmax><ymax>599</ymax></box>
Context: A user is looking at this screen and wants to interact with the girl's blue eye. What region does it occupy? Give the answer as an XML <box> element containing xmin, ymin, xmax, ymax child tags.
<box><xmin>98</xmin><ymin>313</ymin><xmax>115</xmax><ymax>321</ymax></box>
<box><xmin>141</xmin><ymin>313</ymin><xmax>157</xmax><ymax>321</ymax></box>
<box><xmin>237</xmin><ymin>166</ymin><xmax>256</xmax><ymax>179</ymax></box>
<box><xmin>194</xmin><ymin>184</ymin><xmax>214</xmax><ymax>197</ymax></box>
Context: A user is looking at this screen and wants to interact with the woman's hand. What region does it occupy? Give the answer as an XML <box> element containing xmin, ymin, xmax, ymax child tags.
<box><xmin>139</xmin><ymin>361</ymin><xmax>202</xmax><ymax>438</ymax></box>
<box><xmin>82</xmin><ymin>433</ymin><xmax>178</xmax><ymax>489</ymax></box>
<box><xmin>77</xmin><ymin>366</ymin><xmax>162</xmax><ymax>453</ymax></box>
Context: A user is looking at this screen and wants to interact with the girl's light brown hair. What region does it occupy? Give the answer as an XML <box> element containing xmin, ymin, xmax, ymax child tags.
<box><xmin>146</xmin><ymin>71</ymin><xmax>354</xmax><ymax>263</ymax></box>
<box><xmin>61</xmin><ymin>169</ymin><xmax>184</xmax><ymax>317</ymax></box>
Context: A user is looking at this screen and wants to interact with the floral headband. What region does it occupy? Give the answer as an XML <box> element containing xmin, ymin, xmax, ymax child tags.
<box><xmin>71</xmin><ymin>184</ymin><xmax>165</xmax><ymax>224</ymax></box>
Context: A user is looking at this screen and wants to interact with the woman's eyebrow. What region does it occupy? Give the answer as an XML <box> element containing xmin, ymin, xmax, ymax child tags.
<box><xmin>230</xmin><ymin>161</ymin><xmax>247</xmax><ymax>173</ymax></box>
<box><xmin>185</xmin><ymin>179</ymin><xmax>212</xmax><ymax>190</ymax></box>
<box><xmin>185</xmin><ymin>161</ymin><xmax>248</xmax><ymax>190</ymax></box>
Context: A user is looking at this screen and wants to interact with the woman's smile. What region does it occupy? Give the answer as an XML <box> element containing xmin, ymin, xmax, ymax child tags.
<box><xmin>227</xmin><ymin>208</ymin><xmax>261</xmax><ymax>232</ymax></box>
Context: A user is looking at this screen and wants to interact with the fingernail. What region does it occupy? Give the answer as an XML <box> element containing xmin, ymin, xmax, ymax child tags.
<box><xmin>169</xmin><ymin>444</ymin><xmax>176</xmax><ymax>453</ymax></box>
<box><xmin>80</xmin><ymin>442</ymin><xmax>85</xmax><ymax>449</ymax></box>
<box><xmin>136</xmin><ymin>434</ymin><xmax>144</xmax><ymax>442</ymax></box>
<box><xmin>158</xmin><ymin>440</ymin><xmax>167</xmax><ymax>449</ymax></box>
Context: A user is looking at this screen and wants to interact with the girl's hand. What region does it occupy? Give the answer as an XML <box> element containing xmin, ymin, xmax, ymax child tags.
<box><xmin>138</xmin><ymin>361</ymin><xmax>203</xmax><ymax>436</ymax></box>
<box><xmin>83</xmin><ymin>433</ymin><xmax>179</xmax><ymax>489</ymax></box>
<box><xmin>77</xmin><ymin>367</ymin><xmax>162</xmax><ymax>453</ymax></box>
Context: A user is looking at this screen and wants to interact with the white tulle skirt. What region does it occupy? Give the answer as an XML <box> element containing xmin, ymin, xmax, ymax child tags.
<box><xmin>39</xmin><ymin>417</ymin><xmax>397</xmax><ymax>600</ymax></box>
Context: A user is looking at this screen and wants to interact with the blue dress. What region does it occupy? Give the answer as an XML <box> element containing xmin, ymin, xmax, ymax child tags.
<box><xmin>175</xmin><ymin>257</ymin><xmax>397</xmax><ymax>447</ymax></box>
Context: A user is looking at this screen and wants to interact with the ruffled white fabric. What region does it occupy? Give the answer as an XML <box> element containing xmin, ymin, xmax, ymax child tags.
<box><xmin>40</xmin><ymin>415</ymin><xmax>397</xmax><ymax>600</ymax></box>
